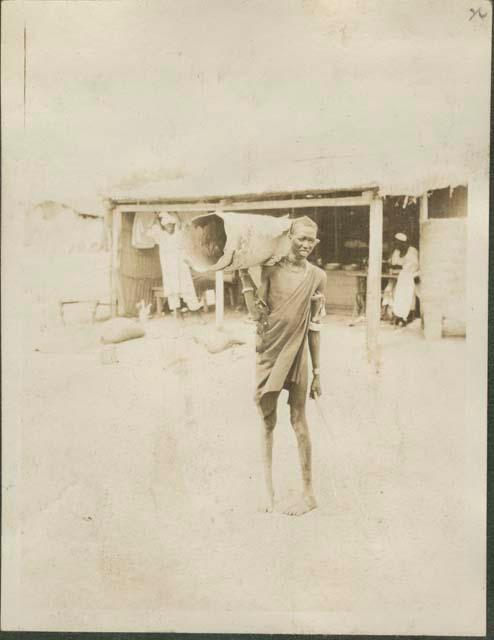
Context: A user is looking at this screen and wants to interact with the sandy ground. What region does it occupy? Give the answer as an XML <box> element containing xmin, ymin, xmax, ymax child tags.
<box><xmin>5</xmin><ymin>297</ymin><xmax>484</xmax><ymax>635</ymax></box>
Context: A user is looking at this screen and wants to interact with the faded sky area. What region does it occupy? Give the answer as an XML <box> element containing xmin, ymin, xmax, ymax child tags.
<box><xmin>2</xmin><ymin>0</ymin><xmax>492</xmax><ymax>211</ymax></box>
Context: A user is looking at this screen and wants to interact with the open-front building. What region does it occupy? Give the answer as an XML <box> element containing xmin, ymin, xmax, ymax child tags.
<box><xmin>105</xmin><ymin>174</ymin><xmax>473</xmax><ymax>366</ymax></box>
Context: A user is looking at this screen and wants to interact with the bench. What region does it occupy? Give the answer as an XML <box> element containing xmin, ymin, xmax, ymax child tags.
<box><xmin>153</xmin><ymin>276</ymin><xmax>236</xmax><ymax>315</ymax></box>
<box><xmin>58</xmin><ymin>299</ymin><xmax>111</xmax><ymax>324</ymax></box>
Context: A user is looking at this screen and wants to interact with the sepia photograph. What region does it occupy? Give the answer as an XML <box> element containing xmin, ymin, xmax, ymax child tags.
<box><xmin>1</xmin><ymin>0</ymin><xmax>491</xmax><ymax>635</ymax></box>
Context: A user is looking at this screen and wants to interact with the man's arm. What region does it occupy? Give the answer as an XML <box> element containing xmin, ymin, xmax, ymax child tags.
<box><xmin>149</xmin><ymin>223</ymin><xmax>160</xmax><ymax>244</ymax></box>
<box><xmin>390</xmin><ymin>249</ymin><xmax>403</xmax><ymax>269</ymax></box>
<box><xmin>309</xmin><ymin>274</ymin><xmax>327</xmax><ymax>398</ymax></box>
<box><xmin>308</xmin><ymin>331</ymin><xmax>321</xmax><ymax>396</ymax></box>
<box><xmin>239</xmin><ymin>267</ymin><xmax>269</xmax><ymax>321</ymax></box>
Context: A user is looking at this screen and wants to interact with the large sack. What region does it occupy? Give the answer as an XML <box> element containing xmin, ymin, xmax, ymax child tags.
<box><xmin>192</xmin><ymin>330</ymin><xmax>246</xmax><ymax>354</ymax></box>
<box><xmin>100</xmin><ymin>318</ymin><xmax>145</xmax><ymax>344</ymax></box>
<box><xmin>182</xmin><ymin>211</ymin><xmax>291</xmax><ymax>272</ymax></box>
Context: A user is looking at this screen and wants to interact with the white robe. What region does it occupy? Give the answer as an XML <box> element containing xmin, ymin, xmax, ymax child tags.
<box><xmin>150</xmin><ymin>225</ymin><xmax>201</xmax><ymax>311</ymax></box>
<box><xmin>392</xmin><ymin>246</ymin><xmax>420</xmax><ymax>320</ymax></box>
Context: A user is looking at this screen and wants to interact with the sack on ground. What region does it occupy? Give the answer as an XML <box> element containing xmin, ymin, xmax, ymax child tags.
<box><xmin>101</xmin><ymin>318</ymin><xmax>145</xmax><ymax>344</ymax></box>
<box><xmin>192</xmin><ymin>330</ymin><xmax>245</xmax><ymax>354</ymax></box>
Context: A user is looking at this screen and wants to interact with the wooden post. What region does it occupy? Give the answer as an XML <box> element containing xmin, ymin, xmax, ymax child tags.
<box><xmin>366</xmin><ymin>196</ymin><xmax>384</xmax><ymax>368</ymax></box>
<box><xmin>333</xmin><ymin>209</ymin><xmax>339</xmax><ymax>261</ymax></box>
<box><xmin>111</xmin><ymin>209</ymin><xmax>122</xmax><ymax>317</ymax></box>
<box><xmin>419</xmin><ymin>192</ymin><xmax>428</xmax><ymax>223</ymax></box>
<box><xmin>419</xmin><ymin>192</ymin><xmax>428</xmax><ymax>332</ymax></box>
<box><xmin>215</xmin><ymin>270</ymin><xmax>224</xmax><ymax>328</ymax></box>
<box><xmin>104</xmin><ymin>201</ymin><xmax>115</xmax><ymax>315</ymax></box>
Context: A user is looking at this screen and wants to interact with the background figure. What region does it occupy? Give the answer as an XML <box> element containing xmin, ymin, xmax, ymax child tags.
<box><xmin>150</xmin><ymin>213</ymin><xmax>202</xmax><ymax>316</ymax></box>
<box><xmin>389</xmin><ymin>232</ymin><xmax>420</xmax><ymax>327</ymax></box>
<box><xmin>382</xmin><ymin>240</ymin><xmax>399</xmax><ymax>320</ymax></box>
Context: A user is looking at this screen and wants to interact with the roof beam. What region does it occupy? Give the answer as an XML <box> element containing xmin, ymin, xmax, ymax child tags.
<box><xmin>108</xmin><ymin>185</ymin><xmax>378</xmax><ymax>207</ymax></box>
<box><xmin>113</xmin><ymin>192</ymin><xmax>374</xmax><ymax>214</ymax></box>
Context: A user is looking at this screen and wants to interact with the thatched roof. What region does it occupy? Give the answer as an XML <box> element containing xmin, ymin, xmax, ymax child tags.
<box><xmin>106</xmin><ymin>156</ymin><xmax>477</xmax><ymax>206</ymax></box>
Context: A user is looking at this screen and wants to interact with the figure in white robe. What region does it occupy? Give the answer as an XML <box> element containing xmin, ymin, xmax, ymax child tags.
<box><xmin>150</xmin><ymin>213</ymin><xmax>202</xmax><ymax>313</ymax></box>
<box><xmin>382</xmin><ymin>232</ymin><xmax>420</xmax><ymax>324</ymax></box>
<box><xmin>391</xmin><ymin>236</ymin><xmax>420</xmax><ymax>324</ymax></box>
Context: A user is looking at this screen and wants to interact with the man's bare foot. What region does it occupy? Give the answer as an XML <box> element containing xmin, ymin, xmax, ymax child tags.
<box><xmin>283</xmin><ymin>494</ymin><xmax>317</xmax><ymax>516</ymax></box>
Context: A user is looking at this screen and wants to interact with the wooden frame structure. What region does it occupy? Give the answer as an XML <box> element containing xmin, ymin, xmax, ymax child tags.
<box><xmin>105</xmin><ymin>185</ymin><xmax>431</xmax><ymax>368</ymax></box>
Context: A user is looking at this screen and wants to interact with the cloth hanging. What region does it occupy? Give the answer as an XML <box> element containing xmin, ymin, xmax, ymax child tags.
<box><xmin>132</xmin><ymin>212</ymin><xmax>158</xmax><ymax>249</ymax></box>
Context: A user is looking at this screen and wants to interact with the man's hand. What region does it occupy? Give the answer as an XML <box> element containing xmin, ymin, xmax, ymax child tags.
<box><xmin>311</xmin><ymin>292</ymin><xmax>325</xmax><ymax>323</ymax></box>
<box><xmin>310</xmin><ymin>375</ymin><xmax>322</xmax><ymax>399</ymax></box>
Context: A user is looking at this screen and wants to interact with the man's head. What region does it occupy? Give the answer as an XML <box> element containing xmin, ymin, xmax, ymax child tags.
<box><xmin>159</xmin><ymin>212</ymin><xmax>178</xmax><ymax>234</ymax></box>
<box><xmin>394</xmin><ymin>232</ymin><xmax>408</xmax><ymax>251</ymax></box>
<box><xmin>288</xmin><ymin>216</ymin><xmax>319</xmax><ymax>260</ymax></box>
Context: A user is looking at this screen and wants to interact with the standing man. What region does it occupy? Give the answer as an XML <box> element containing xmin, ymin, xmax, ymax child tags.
<box><xmin>390</xmin><ymin>232</ymin><xmax>420</xmax><ymax>327</ymax></box>
<box><xmin>150</xmin><ymin>212</ymin><xmax>203</xmax><ymax>318</ymax></box>
<box><xmin>239</xmin><ymin>216</ymin><xmax>327</xmax><ymax>516</ymax></box>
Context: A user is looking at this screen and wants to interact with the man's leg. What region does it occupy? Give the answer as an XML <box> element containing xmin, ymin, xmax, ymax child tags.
<box><xmin>285</xmin><ymin>387</ymin><xmax>317</xmax><ymax>516</ymax></box>
<box><xmin>167</xmin><ymin>294</ymin><xmax>181</xmax><ymax>322</ymax></box>
<box><xmin>257</xmin><ymin>392</ymin><xmax>278</xmax><ymax>512</ymax></box>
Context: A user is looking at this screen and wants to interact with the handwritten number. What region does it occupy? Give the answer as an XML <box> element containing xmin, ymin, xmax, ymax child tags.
<box><xmin>470</xmin><ymin>7</ymin><xmax>488</xmax><ymax>20</ymax></box>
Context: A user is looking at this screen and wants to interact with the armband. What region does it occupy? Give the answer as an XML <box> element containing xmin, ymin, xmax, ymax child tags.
<box><xmin>309</xmin><ymin>321</ymin><xmax>322</xmax><ymax>332</ymax></box>
<box><xmin>242</xmin><ymin>287</ymin><xmax>254</xmax><ymax>294</ymax></box>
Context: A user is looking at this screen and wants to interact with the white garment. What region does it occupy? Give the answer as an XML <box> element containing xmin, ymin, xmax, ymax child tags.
<box><xmin>392</xmin><ymin>246</ymin><xmax>420</xmax><ymax>320</ymax></box>
<box><xmin>382</xmin><ymin>280</ymin><xmax>395</xmax><ymax>308</ymax></box>
<box><xmin>150</xmin><ymin>225</ymin><xmax>201</xmax><ymax>311</ymax></box>
<box><xmin>132</xmin><ymin>212</ymin><xmax>156</xmax><ymax>249</ymax></box>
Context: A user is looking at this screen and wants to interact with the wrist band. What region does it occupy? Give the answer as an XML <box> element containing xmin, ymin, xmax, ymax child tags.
<box><xmin>242</xmin><ymin>287</ymin><xmax>254</xmax><ymax>294</ymax></box>
<box><xmin>309</xmin><ymin>321</ymin><xmax>322</xmax><ymax>332</ymax></box>
<box><xmin>313</xmin><ymin>368</ymin><xmax>320</xmax><ymax>375</ymax></box>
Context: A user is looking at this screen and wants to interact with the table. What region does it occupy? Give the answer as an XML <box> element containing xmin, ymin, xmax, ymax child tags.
<box><xmin>343</xmin><ymin>270</ymin><xmax>398</xmax><ymax>318</ymax></box>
